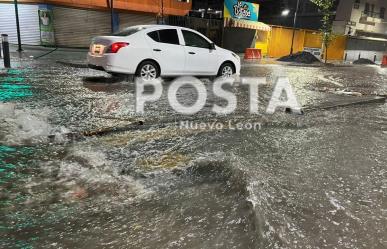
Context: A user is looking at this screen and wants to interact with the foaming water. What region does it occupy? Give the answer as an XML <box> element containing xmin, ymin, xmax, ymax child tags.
<box><xmin>1</xmin><ymin>146</ymin><xmax>259</xmax><ymax>248</ymax></box>
<box><xmin>0</xmin><ymin>103</ymin><xmax>70</xmax><ymax>146</ymax></box>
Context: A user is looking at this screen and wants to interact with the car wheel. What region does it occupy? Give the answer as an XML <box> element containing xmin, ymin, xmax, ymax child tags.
<box><xmin>136</xmin><ymin>61</ymin><xmax>160</xmax><ymax>81</ymax></box>
<box><xmin>218</xmin><ymin>63</ymin><xmax>235</xmax><ymax>78</ymax></box>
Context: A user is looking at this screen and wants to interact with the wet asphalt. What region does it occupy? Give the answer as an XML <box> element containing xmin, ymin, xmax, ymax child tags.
<box><xmin>1</xmin><ymin>48</ymin><xmax>387</xmax><ymax>249</ymax></box>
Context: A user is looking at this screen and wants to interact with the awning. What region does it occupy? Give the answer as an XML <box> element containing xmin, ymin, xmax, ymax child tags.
<box><xmin>224</xmin><ymin>18</ymin><xmax>271</xmax><ymax>32</ymax></box>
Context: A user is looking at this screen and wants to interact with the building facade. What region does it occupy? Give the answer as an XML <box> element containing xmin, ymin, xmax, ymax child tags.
<box><xmin>0</xmin><ymin>0</ymin><xmax>191</xmax><ymax>47</ymax></box>
<box><xmin>333</xmin><ymin>0</ymin><xmax>387</xmax><ymax>62</ymax></box>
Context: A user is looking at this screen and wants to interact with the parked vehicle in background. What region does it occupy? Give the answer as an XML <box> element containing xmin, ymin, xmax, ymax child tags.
<box><xmin>87</xmin><ymin>25</ymin><xmax>241</xmax><ymax>80</ymax></box>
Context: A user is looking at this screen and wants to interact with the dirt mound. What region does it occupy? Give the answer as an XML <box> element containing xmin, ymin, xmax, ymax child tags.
<box><xmin>278</xmin><ymin>51</ymin><xmax>321</xmax><ymax>64</ymax></box>
<box><xmin>353</xmin><ymin>58</ymin><xmax>375</xmax><ymax>65</ymax></box>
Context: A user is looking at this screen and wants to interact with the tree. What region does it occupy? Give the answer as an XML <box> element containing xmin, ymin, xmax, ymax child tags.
<box><xmin>311</xmin><ymin>0</ymin><xmax>336</xmax><ymax>63</ymax></box>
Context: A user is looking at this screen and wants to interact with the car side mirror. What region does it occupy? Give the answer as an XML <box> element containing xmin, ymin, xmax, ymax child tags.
<box><xmin>209</xmin><ymin>43</ymin><xmax>216</xmax><ymax>50</ymax></box>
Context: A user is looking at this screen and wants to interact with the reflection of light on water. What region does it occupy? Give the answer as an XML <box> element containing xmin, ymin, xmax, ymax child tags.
<box><xmin>0</xmin><ymin>146</ymin><xmax>34</xmax><ymax>185</ymax></box>
<box><xmin>5</xmin><ymin>69</ymin><xmax>27</xmax><ymax>75</ymax></box>
<box><xmin>0</xmin><ymin>69</ymin><xmax>32</xmax><ymax>102</ymax></box>
<box><xmin>0</xmin><ymin>145</ymin><xmax>41</xmax><ymax>249</ymax></box>
<box><xmin>0</xmin><ymin>83</ymin><xmax>32</xmax><ymax>102</ymax></box>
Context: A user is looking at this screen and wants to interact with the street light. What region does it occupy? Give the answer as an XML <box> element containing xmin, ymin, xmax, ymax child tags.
<box><xmin>282</xmin><ymin>9</ymin><xmax>290</xmax><ymax>16</ymax></box>
<box><xmin>290</xmin><ymin>0</ymin><xmax>300</xmax><ymax>55</ymax></box>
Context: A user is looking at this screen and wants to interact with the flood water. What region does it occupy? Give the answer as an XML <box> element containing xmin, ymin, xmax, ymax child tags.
<box><xmin>1</xmin><ymin>53</ymin><xmax>387</xmax><ymax>248</ymax></box>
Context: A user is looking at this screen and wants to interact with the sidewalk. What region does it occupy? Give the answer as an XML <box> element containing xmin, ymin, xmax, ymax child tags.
<box><xmin>0</xmin><ymin>44</ymin><xmax>88</xmax><ymax>68</ymax></box>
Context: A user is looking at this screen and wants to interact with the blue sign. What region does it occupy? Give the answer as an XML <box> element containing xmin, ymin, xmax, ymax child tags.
<box><xmin>224</xmin><ymin>0</ymin><xmax>260</xmax><ymax>21</ymax></box>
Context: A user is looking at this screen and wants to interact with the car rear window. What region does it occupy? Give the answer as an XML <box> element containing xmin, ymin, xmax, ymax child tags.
<box><xmin>147</xmin><ymin>31</ymin><xmax>160</xmax><ymax>42</ymax></box>
<box><xmin>147</xmin><ymin>29</ymin><xmax>180</xmax><ymax>45</ymax></box>
<box><xmin>114</xmin><ymin>27</ymin><xmax>146</xmax><ymax>37</ymax></box>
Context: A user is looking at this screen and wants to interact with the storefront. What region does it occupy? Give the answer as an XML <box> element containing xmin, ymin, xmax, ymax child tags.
<box><xmin>0</xmin><ymin>0</ymin><xmax>190</xmax><ymax>47</ymax></box>
<box><xmin>222</xmin><ymin>0</ymin><xmax>271</xmax><ymax>54</ymax></box>
<box><xmin>0</xmin><ymin>3</ymin><xmax>40</xmax><ymax>45</ymax></box>
<box><xmin>51</xmin><ymin>7</ymin><xmax>155</xmax><ymax>47</ymax></box>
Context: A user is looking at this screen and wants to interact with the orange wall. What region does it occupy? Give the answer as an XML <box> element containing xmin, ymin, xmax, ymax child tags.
<box><xmin>0</xmin><ymin>0</ymin><xmax>191</xmax><ymax>16</ymax></box>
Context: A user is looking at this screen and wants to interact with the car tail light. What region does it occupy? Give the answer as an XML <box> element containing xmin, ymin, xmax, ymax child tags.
<box><xmin>107</xmin><ymin>42</ymin><xmax>129</xmax><ymax>53</ymax></box>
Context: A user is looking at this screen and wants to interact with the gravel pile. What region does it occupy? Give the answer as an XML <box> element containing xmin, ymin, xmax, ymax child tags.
<box><xmin>353</xmin><ymin>58</ymin><xmax>375</xmax><ymax>65</ymax></box>
<box><xmin>278</xmin><ymin>51</ymin><xmax>321</xmax><ymax>64</ymax></box>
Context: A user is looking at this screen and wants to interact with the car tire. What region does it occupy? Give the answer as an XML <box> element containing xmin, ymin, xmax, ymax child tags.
<box><xmin>217</xmin><ymin>62</ymin><xmax>235</xmax><ymax>77</ymax></box>
<box><xmin>136</xmin><ymin>61</ymin><xmax>160</xmax><ymax>81</ymax></box>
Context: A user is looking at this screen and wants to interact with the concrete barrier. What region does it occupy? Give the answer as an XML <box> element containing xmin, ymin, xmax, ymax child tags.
<box><xmin>382</xmin><ymin>55</ymin><xmax>387</xmax><ymax>68</ymax></box>
<box><xmin>244</xmin><ymin>48</ymin><xmax>262</xmax><ymax>60</ymax></box>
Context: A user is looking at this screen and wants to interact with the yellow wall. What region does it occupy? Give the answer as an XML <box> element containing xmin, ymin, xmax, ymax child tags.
<box><xmin>266</xmin><ymin>27</ymin><xmax>305</xmax><ymax>58</ymax></box>
<box><xmin>264</xmin><ymin>26</ymin><xmax>347</xmax><ymax>61</ymax></box>
<box><xmin>304</xmin><ymin>31</ymin><xmax>322</xmax><ymax>48</ymax></box>
<box><xmin>255</xmin><ymin>30</ymin><xmax>269</xmax><ymax>56</ymax></box>
<box><xmin>326</xmin><ymin>35</ymin><xmax>347</xmax><ymax>60</ymax></box>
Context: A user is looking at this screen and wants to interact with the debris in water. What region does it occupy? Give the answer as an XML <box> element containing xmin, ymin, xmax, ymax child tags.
<box><xmin>278</xmin><ymin>52</ymin><xmax>320</xmax><ymax>64</ymax></box>
<box><xmin>137</xmin><ymin>152</ymin><xmax>191</xmax><ymax>170</ymax></box>
<box><xmin>353</xmin><ymin>58</ymin><xmax>375</xmax><ymax>65</ymax></box>
<box><xmin>335</xmin><ymin>90</ymin><xmax>362</xmax><ymax>96</ymax></box>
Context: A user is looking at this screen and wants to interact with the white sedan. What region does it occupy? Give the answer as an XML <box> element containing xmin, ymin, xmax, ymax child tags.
<box><xmin>87</xmin><ymin>25</ymin><xmax>240</xmax><ymax>80</ymax></box>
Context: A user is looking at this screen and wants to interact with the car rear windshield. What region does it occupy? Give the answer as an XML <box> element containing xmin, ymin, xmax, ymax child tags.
<box><xmin>114</xmin><ymin>27</ymin><xmax>146</xmax><ymax>37</ymax></box>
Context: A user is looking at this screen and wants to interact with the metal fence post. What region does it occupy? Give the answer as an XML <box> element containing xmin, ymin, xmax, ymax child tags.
<box><xmin>1</xmin><ymin>34</ymin><xmax>11</xmax><ymax>68</ymax></box>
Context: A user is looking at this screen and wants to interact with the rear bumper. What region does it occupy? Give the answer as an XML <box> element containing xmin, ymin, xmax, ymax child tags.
<box><xmin>88</xmin><ymin>64</ymin><xmax>105</xmax><ymax>71</ymax></box>
<box><xmin>87</xmin><ymin>52</ymin><xmax>136</xmax><ymax>74</ymax></box>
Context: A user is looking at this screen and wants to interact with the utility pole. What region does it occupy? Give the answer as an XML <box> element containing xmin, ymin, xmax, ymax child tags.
<box><xmin>290</xmin><ymin>0</ymin><xmax>300</xmax><ymax>55</ymax></box>
<box><xmin>110</xmin><ymin>0</ymin><xmax>114</xmax><ymax>33</ymax></box>
<box><xmin>14</xmin><ymin>0</ymin><xmax>23</xmax><ymax>52</ymax></box>
<box><xmin>161</xmin><ymin>0</ymin><xmax>164</xmax><ymax>24</ymax></box>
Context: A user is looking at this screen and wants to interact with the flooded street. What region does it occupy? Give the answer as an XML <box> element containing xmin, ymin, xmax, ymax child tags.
<box><xmin>1</xmin><ymin>50</ymin><xmax>387</xmax><ymax>248</ymax></box>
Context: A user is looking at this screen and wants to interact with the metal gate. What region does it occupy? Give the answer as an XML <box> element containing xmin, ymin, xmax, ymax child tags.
<box><xmin>346</xmin><ymin>37</ymin><xmax>387</xmax><ymax>52</ymax></box>
<box><xmin>53</xmin><ymin>7</ymin><xmax>111</xmax><ymax>48</ymax></box>
<box><xmin>52</xmin><ymin>7</ymin><xmax>157</xmax><ymax>47</ymax></box>
<box><xmin>0</xmin><ymin>3</ymin><xmax>40</xmax><ymax>45</ymax></box>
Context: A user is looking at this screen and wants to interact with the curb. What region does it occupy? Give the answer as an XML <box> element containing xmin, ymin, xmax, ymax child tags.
<box><xmin>56</xmin><ymin>61</ymin><xmax>89</xmax><ymax>68</ymax></box>
<box><xmin>305</xmin><ymin>96</ymin><xmax>386</xmax><ymax>111</ymax></box>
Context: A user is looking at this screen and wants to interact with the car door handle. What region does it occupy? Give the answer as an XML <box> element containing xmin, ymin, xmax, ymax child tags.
<box><xmin>153</xmin><ymin>49</ymin><xmax>162</xmax><ymax>52</ymax></box>
<box><xmin>188</xmin><ymin>52</ymin><xmax>196</xmax><ymax>55</ymax></box>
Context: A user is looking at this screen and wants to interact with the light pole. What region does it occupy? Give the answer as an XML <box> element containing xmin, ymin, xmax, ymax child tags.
<box><xmin>110</xmin><ymin>0</ymin><xmax>114</xmax><ymax>33</ymax></box>
<box><xmin>290</xmin><ymin>0</ymin><xmax>300</xmax><ymax>55</ymax></box>
<box><xmin>14</xmin><ymin>0</ymin><xmax>23</xmax><ymax>52</ymax></box>
<box><xmin>160</xmin><ymin>0</ymin><xmax>164</xmax><ymax>24</ymax></box>
<box><xmin>281</xmin><ymin>9</ymin><xmax>290</xmax><ymax>27</ymax></box>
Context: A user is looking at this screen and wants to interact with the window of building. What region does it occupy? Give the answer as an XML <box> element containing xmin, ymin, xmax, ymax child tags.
<box><xmin>182</xmin><ymin>30</ymin><xmax>210</xmax><ymax>49</ymax></box>
<box><xmin>381</xmin><ymin>7</ymin><xmax>386</xmax><ymax>19</ymax></box>
<box><xmin>147</xmin><ymin>29</ymin><xmax>180</xmax><ymax>45</ymax></box>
